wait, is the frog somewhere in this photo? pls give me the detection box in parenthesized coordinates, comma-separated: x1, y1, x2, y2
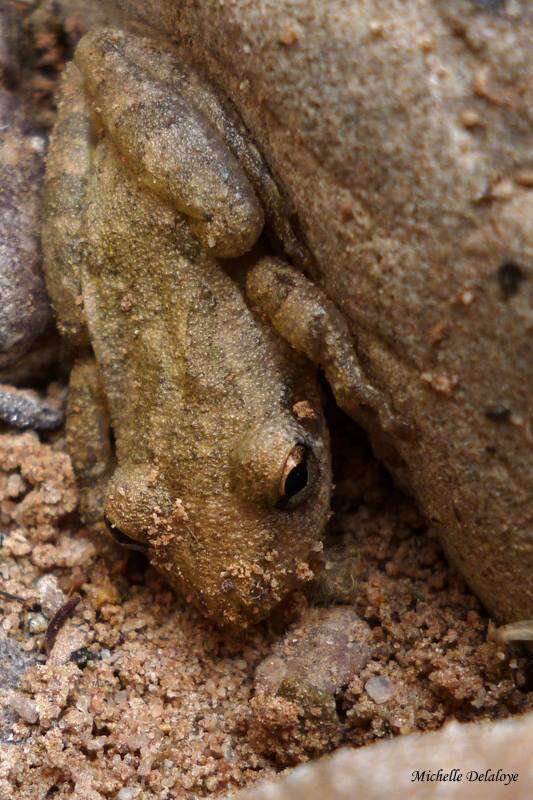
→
(43, 3, 533, 637)
(43, 27, 411, 629)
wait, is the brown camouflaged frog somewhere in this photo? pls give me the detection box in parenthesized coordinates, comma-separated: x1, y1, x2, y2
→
(43, 28, 408, 629)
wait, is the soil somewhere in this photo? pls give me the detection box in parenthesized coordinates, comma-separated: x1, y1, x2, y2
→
(0, 409, 531, 799)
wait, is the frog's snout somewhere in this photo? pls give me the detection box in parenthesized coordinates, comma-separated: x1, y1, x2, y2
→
(102, 463, 172, 549)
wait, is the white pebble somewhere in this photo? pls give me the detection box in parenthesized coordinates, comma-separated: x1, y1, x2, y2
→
(3, 530, 31, 557)
(6, 473, 27, 498)
(28, 612, 48, 634)
(36, 574, 66, 617)
(365, 675, 394, 704)
(117, 786, 141, 799)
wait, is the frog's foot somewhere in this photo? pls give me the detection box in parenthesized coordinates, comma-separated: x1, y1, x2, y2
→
(0, 384, 63, 431)
(246, 258, 415, 439)
(66, 356, 114, 523)
(249, 606, 372, 764)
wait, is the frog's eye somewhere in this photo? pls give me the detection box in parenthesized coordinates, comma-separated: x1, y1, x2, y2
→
(104, 515, 148, 553)
(278, 445, 313, 508)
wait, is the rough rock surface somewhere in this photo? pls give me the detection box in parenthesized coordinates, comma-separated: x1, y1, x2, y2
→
(0, 3, 56, 384)
(232, 712, 533, 800)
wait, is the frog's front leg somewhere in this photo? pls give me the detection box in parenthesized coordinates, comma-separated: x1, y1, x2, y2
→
(247, 258, 414, 440)
(66, 357, 115, 525)
(67, 358, 172, 555)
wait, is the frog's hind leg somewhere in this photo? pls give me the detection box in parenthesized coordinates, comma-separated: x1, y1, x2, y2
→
(42, 62, 91, 348)
(74, 28, 264, 260)
(246, 257, 415, 440)
(66, 356, 115, 524)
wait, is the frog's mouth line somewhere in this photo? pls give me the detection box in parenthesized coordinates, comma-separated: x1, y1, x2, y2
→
(104, 514, 148, 553)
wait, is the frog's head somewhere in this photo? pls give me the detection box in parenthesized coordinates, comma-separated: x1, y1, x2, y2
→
(102, 405, 332, 630)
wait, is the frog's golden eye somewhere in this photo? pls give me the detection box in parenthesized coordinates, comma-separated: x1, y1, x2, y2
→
(278, 444, 313, 508)
(104, 515, 148, 553)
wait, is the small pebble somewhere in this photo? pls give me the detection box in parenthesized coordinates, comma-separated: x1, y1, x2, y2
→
(6, 473, 27, 498)
(3, 530, 31, 557)
(421, 372, 459, 396)
(279, 21, 299, 45)
(292, 400, 317, 421)
(0, 385, 63, 431)
(490, 178, 514, 199)
(36, 574, 66, 617)
(460, 109, 483, 129)
(28, 613, 48, 634)
(9, 691, 39, 724)
(456, 289, 474, 307)
(365, 675, 394, 704)
(117, 790, 141, 800)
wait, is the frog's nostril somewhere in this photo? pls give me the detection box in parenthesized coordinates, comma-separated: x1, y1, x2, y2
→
(103, 515, 148, 552)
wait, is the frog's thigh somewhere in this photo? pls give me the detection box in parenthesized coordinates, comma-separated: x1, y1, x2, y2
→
(75, 28, 264, 259)
(42, 62, 91, 347)
(247, 257, 412, 439)
(66, 356, 114, 523)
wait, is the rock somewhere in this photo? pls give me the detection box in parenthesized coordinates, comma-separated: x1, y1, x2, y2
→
(136, 0, 533, 624)
(117, 789, 141, 800)
(36, 574, 66, 618)
(27, 613, 48, 635)
(255, 607, 372, 697)
(0, 384, 63, 431)
(8, 691, 38, 724)
(249, 607, 372, 764)
(233, 713, 533, 800)
(0, 634, 36, 741)
(0, 8, 57, 385)
(2, 530, 31, 558)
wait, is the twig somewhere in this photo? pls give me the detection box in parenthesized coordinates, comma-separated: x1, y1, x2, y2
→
(45, 595, 81, 656)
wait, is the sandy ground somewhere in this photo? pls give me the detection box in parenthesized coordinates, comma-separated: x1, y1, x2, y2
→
(0, 409, 530, 799)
